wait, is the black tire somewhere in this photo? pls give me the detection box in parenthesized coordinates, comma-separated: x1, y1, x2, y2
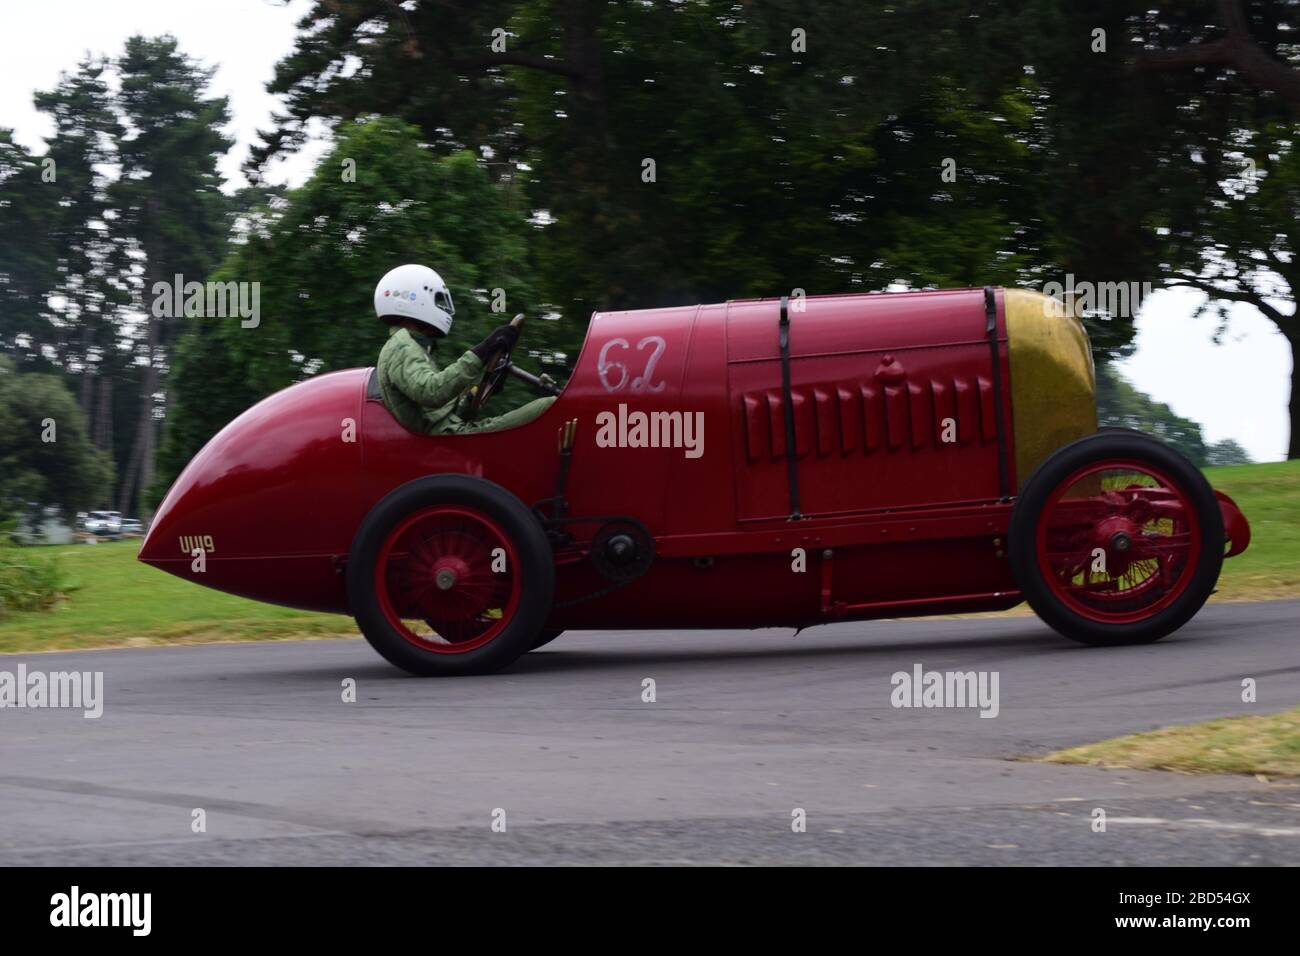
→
(1009, 431, 1224, 647)
(347, 475, 555, 675)
(530, 628, 564, 651)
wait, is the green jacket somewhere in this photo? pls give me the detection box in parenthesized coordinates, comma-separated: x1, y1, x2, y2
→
(377, 327, 483, 435)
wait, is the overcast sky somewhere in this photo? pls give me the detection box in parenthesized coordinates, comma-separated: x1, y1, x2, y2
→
(1, 0, 1291, 461)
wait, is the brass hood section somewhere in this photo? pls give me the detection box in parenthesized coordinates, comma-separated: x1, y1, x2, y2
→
(1004, 288, 1097, 489)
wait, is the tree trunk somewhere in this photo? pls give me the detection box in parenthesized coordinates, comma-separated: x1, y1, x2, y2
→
(116, 423, 141, 514)
(134, 362, 160, 518)
(79, 369, 94, 419)
(95, 372, 113, 453)
(1288, 330, 1299, 460)
(118, 329, 160, 517)
(120, 197, 166, 519)
(1289, 380, 1299, 460)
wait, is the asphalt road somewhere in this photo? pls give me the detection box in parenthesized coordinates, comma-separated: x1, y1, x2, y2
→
(1, 600, 1297, 866)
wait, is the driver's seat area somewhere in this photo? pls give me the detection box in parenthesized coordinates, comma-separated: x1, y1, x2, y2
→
(365, 366, 384, 403)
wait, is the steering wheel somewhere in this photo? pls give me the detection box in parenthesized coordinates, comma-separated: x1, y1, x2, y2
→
(466, 313, 525, 419)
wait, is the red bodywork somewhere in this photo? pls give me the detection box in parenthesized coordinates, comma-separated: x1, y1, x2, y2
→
(140, 289, 1249, 630)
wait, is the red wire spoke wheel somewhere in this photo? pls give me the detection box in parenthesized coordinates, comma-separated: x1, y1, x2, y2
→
(377, 506, 521, 653)
(1010, 432, 1224, 646)
(348, 476, 554, 675)
(1037, 461, 1200, 621)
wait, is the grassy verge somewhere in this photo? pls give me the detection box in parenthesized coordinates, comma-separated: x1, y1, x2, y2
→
(1203, 460, 1300, 601)
(0, 539, 352, 654)
(1044, 707, 1300, 778)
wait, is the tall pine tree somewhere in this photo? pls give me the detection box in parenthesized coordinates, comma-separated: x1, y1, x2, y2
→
(110, 36, 231, 515)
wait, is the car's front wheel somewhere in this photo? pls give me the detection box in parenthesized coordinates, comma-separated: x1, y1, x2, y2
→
(347, 476, 555, 675)
(1009, 431, 1224, 646)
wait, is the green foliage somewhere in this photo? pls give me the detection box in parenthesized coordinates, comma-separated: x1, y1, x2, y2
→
(1100, 1, 1300, 454)
(32, 56, 131, 368)
(508, 0, 1046, 313)
(0, 535, 67, 618)
(0, 129, 61, 362)
(0, 356, 114, 521)
(1205, 438, 1252, 467)
(153, 118, 545, 499)
(111, 36, 232, 285)
(247, 1, 1300, 457)
(254, 2, 1049, 314)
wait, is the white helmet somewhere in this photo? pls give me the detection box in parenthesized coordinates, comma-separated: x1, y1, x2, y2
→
(374, 263, 455, 335)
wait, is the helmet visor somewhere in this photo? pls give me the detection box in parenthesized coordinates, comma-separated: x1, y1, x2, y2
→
(435, 289, 455, 316)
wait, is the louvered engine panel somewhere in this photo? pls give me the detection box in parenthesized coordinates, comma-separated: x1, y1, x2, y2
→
(739, 372, 998, 464)
(726, 291, 1010, 521)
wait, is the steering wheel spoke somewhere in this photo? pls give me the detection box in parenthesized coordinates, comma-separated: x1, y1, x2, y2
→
(467, 314, 526, 419)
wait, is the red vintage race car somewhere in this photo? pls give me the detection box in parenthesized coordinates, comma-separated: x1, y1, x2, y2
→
(140, 287, 1251, 675)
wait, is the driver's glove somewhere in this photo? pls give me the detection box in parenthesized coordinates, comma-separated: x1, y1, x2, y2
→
(470, 323, 520, 361)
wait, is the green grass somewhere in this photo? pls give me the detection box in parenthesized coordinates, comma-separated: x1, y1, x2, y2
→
(0, 540, 354, 654)
(0, 460, 1294, 654)
(1044, 707, 1300, 778)
(1203, 459, 1300, 601)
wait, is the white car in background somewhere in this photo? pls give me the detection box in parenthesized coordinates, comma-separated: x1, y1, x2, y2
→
(83, 511, 123, 537)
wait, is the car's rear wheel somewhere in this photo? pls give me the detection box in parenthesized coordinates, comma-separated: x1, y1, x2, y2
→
(1009, 432, 1224, 646)
(347, 476, 554, 675)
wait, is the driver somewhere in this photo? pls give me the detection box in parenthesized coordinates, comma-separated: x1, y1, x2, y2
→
(375, 264, 556, 435)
